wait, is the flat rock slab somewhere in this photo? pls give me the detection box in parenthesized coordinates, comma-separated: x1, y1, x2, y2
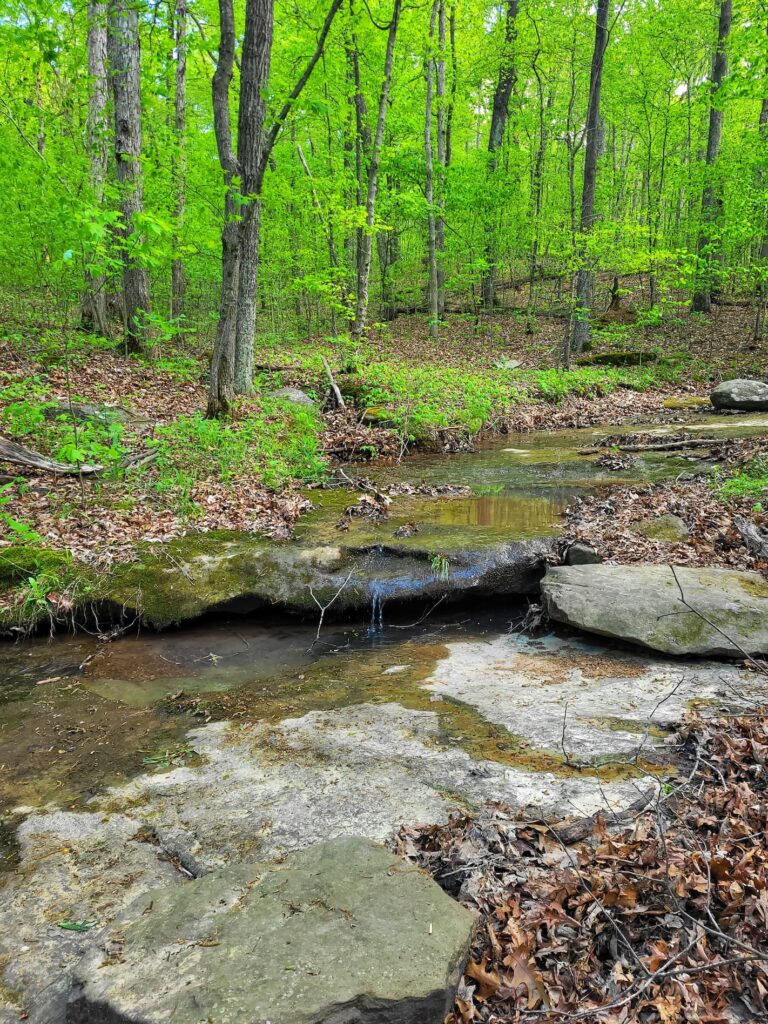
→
(541, 564, 768, 657)
(711, 379, 768, 411)
(67, 837, 475, 1024)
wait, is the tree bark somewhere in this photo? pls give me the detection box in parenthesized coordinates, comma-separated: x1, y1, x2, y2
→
(108, 0, 151, 353)
(82, 0, 110, 338)
(571, 0, 610, 354)
(425, 0, 439, 338)
(692, 0, 732, 314)
(753, 96, 768, 341)
(351, 0, 402, 344)
(171, 0, 187, 321)
(206, 0, 239, 418)
(434, 0, 447, 316)
(480, 0, 518, 312)
(231, 0, 275, 394)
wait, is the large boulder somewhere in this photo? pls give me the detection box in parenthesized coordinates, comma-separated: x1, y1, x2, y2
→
(94, 532, 552, 629)
(67, 837, 475, 1024)
(710, 379, 768, 412)
(541, 564, 768, 657)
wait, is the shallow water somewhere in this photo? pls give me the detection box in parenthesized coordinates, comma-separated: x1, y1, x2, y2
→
(2, 412, 768, 823)
(298, 411, 768, 547)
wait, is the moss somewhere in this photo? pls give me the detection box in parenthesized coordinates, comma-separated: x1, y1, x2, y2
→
(630, 514, 689, 543)
(0, 545, 72, 588)
(662, 396, 711, 410)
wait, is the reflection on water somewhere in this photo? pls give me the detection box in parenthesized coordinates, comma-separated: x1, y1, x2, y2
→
(432, 492, 568, 531)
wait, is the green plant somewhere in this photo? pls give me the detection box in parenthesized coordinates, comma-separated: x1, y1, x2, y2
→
(0, 483, 42, 543)
(431, 553, 450, 581)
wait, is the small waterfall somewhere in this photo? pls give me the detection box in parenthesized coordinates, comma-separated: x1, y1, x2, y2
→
(368, 585, 385, 635)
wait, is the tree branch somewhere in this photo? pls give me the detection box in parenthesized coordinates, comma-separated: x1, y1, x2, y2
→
(257, 0, 344, 185)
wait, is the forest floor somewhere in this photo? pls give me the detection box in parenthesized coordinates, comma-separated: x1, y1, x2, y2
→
(400, 703, 768, 1023)
(0, 301, 766, 610)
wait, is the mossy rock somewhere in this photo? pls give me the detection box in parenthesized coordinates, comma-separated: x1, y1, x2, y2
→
(0, 546, 73, 588)
(361, 407, 397, 427)
(578, 350, 659, 368)
(662, 396, 711, 410)
(630, 514, 690, 543)
(335, 373, 369, 403)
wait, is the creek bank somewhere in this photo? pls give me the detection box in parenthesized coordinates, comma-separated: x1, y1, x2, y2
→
(1, 630, 765, 1021)
(68, 837, 474, 1024)
(0, 531, 552, 634)
(542, 564, 768, 656)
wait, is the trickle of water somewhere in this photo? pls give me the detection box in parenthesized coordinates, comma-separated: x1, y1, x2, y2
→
(369, 587, 385, 635)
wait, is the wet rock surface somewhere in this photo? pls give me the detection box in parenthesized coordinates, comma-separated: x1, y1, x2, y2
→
(542, 564, 768, 656)
(1, 630, 764, 1020)
(711, 379, 768, 411)
(67, 837, 475, 1024)
(99, 533, 553, 629)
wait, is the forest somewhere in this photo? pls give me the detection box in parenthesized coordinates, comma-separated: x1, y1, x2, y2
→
(4, 2, 768, 1023)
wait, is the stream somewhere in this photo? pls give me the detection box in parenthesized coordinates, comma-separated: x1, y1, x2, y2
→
(2, 412, 768, 1021)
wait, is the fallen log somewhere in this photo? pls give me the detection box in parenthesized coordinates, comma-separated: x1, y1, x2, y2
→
(0, 436, 157, 476)
(579, 437, 720, 455)
(0, 435, 103, 474)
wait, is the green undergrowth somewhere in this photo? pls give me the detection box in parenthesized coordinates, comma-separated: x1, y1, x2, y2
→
(335, 361, 685, 441)
(149, 398, 326, 499)
(715, 457, 768, 508)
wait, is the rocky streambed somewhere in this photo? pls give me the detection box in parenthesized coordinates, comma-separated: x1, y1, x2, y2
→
(3, 411, 768, 1022)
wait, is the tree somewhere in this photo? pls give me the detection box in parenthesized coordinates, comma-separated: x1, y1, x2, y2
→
(108, 0, 151, 353)
(571, 0, 611, 354)
(351, 0, 402, 344)
(424, 0, 439, 337)
(480, 0, 518, 312)
(171, 0, 187, 320)
(692, 0, 732, 314)
(208, 0, 343, 415)
(82, 0, 110, 338)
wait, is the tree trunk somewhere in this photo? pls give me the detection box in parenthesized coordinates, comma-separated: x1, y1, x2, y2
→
(434, 0, 447, 316)
(570, 0, 610, 354)
(108, 0, 151, 354)
(171, 0, 187, 321)
(206, 0, 240, 418)
(232, 0, 275, 394)
(347, 12, 371, 320)
(692, 0, 732, 314)
(351, 0, 402, 344)
(208, 0, 343, 407)
(753, 96, 768, 342)
(480, 0, 518, 312)
(82, 0, 110, 338)
(425, 0, 439, 338)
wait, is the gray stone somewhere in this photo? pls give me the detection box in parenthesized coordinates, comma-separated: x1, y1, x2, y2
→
(67, 838, 475, 1024)
(629, 514, 689, 543)
(565, 541, 602, 565)
(541, 564, 768, 657)
(97, 533, 553, 629)
(710, 379, 768, 412)
(43, 402, 148, 425)
(269, 386, 316, 407)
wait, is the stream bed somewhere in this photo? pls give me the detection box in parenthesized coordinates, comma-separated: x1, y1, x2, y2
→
(2, 412, 768, 1020)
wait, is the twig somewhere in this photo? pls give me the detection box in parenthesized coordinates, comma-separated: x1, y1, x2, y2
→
(321, 355, 347, 410)
(307, 570, 354, 649)
(667, 564, 767, 672)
